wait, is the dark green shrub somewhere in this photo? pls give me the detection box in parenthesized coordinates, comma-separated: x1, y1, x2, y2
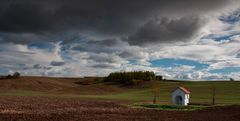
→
(13, 72, 21, 78)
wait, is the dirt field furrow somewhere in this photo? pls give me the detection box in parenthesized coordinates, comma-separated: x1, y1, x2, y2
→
(0, 96, 239, 121)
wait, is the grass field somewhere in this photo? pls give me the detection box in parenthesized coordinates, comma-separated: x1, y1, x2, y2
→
(0, 77, 239, 105)
(80, 81, 240, 104)
(132, 103, 209, 111)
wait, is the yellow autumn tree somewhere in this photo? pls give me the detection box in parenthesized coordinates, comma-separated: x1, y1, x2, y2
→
(151, 80, 160, 104)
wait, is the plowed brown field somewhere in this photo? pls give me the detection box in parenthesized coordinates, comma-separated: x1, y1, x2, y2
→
(0, 96, 239, 121)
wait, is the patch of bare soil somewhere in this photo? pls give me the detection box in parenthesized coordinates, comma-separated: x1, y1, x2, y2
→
(0, 96, 239, 121)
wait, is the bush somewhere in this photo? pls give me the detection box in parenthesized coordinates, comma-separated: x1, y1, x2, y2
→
(4, 72, 21, 79)
(13, 72, 21, 78)
(230, 78, 235, 81)
(5, 74, 13, 79)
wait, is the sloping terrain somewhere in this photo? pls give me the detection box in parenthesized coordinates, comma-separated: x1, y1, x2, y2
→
(0, 77, 240, 104)
(0, 77, 124, 95)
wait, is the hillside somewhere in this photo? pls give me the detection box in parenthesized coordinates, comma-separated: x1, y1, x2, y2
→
(0, 76, 239, 104)
(0, 76, 124, 95)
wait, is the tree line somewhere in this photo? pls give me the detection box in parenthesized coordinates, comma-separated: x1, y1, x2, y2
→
(104, 71, 163, 85)
(0, 72, 21, 79)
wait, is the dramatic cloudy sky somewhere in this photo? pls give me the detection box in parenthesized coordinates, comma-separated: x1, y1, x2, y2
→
(1, 0, 240, 80)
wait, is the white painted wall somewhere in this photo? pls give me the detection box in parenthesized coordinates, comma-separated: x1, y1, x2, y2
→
(172, 88, 190, 106)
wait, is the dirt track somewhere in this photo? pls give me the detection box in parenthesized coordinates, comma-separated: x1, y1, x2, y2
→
(0, 96, 239, 121)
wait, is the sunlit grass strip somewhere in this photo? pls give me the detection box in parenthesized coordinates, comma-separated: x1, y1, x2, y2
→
(131, 103, 209, 111)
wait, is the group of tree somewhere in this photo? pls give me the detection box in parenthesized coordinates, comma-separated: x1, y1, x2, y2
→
(104, 71, 163, 85)
(2, 72, 21, 79)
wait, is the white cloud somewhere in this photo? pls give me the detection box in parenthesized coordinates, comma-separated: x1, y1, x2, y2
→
(172, 65, 195, 72)
(0, 42, 63, 75)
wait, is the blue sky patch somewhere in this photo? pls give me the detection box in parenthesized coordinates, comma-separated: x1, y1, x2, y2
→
(28, 42, 54, 50)
(209, 67, 240, 74)
(150, 58, 209, 70)
(0, 67, 9, 75)
(128, 60, 138, 65)
(219, 9, 240, 24)
(201, 33, 240, 42)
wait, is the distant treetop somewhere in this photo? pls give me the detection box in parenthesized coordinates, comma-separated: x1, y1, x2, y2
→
(104, 71, 163, 85)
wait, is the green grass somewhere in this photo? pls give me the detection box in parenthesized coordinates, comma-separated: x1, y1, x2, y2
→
(0, 90, 45, 96)
(132, 103, 209, 111)
(0, 81, 240, 105)
(87, 81, 240, 104)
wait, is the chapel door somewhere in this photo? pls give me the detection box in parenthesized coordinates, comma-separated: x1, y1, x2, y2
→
(175, 96, 183, 105)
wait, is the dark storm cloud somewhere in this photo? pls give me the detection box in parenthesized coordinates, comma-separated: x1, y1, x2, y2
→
(0, 0, 147, 34)
(118, 49, 145, 59)
(50, 61, 65, 66)
(127, 16, 206, 46)
(88, 54, 116, 63)
(236, 53, 240, 58)
(0, 32, 56, 44)
(119, 51, 134, 58)
(0, 0, 232, 44)
(71, 38, 125, 54)
(87, 39, 123, 47)
(91, 64, 115, 68)
(33, 64, 42, 69)
(0, 0, 229, 33)
(33, 64, 52, 69)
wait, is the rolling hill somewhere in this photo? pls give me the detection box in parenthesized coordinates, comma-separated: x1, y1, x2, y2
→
(0, 76, 124, 95)
(0, 76, 239, 105)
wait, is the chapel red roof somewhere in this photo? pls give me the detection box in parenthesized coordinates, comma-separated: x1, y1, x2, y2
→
(178, 86, 190, 94)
